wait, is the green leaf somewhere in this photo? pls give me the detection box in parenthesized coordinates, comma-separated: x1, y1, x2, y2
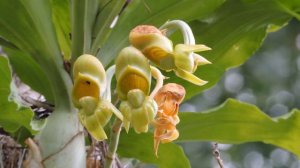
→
(276, 0, 300, 20)
(118, 131, 190, 168)
(0, 56, 34, 133)
(4, 48, 54, 103)
(50, 0, 71, 60)
(0, 0, 62, 64)
(168, 0, 299, 100)
(0, 37, 18, 50)
(0, 0, 73, 110)
(177, 98, 300, 157)
(91, 0, 126, 54)
(83, 0, 99, 54)
(70, 0, 85, 60)
(99, 0, 225, 66)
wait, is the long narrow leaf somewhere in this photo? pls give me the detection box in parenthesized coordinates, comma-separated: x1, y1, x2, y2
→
(83, 0, 98, 54)
(70, 0, 85, 61)
(91, 0, 126, 54)
(50, 0, 71, 60)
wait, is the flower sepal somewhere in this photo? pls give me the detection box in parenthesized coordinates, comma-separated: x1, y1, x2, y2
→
(78, 96, 123, 141)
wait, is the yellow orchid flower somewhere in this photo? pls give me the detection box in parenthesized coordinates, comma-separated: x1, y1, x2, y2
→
(72, 54, 123, 141)
(115, 46, 163, 133)
(129, 20, 211, 86)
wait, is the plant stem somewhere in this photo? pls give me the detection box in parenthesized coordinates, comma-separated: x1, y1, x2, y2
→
(159, 20, 195, 45)
(37, 109, 86, 168)
(212, 143, 224, 168)
(105, 119, 123, 168)
(149, 66, 164, 99)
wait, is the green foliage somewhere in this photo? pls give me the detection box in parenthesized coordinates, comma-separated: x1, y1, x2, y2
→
(71, 0, 127, 61)
(117, 99, 300, 167)
(91, 0, 127, 54)
(0, 0, 299, 167)
(50, 0, 71, 60)
(169, 0, 300, 100)
(99, 0, 225, 66)
(178, 99, 300, 157)
(118, 131, 190, 168)
(0, 57, 34, 133)
(71, 0, 85, 60)
(0, 0, 72, 109)
(5, 48, 54, 103)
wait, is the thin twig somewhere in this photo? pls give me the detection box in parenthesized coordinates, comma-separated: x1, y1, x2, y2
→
(212, 143, 224, 168)
(21, 95, 54, 112)
(0, 143, 3, 168)
(105, 119, 123, 168)
(99, 141, 108, 168)
(17, 149, 26, 168)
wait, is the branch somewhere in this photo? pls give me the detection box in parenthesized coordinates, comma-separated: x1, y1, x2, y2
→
(212, 143, 224, 168)
(21, 95, 54, 112)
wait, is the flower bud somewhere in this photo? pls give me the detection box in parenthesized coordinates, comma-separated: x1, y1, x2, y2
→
(115, 46, 151, 100)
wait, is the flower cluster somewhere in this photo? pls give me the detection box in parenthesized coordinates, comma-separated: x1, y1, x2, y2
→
(72, 20, 211, 156)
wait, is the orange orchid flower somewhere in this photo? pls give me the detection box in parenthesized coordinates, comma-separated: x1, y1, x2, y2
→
(153, 83, 186, 156)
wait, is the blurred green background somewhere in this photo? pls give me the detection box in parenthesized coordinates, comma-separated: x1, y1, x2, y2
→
(179, 19, 300, 168)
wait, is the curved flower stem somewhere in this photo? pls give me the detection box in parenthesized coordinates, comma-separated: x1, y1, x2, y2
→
(159, 20, 196, 59)
(159, 20, 195, 45)
(149, 66, 165, 99)
(105, 118, 123, 168)
(104, 65, 116, 102)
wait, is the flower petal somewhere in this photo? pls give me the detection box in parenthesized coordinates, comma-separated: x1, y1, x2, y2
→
(175, 44, 211, 52)
(175, 68, 208, 86)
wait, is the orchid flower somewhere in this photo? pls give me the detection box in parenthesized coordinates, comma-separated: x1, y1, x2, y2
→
(72, 54, 123, 141)
(129, 20, 211, 86)
(115, 46, 164, 133)
(153, 83, 186, 156)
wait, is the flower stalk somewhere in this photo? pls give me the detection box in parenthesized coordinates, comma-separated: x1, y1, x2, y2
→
(104, 119, 123, 168)
(149, 66, 165, 99)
